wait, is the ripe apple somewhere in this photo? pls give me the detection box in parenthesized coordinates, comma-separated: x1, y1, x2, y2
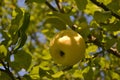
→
(49, 29, 86, 66)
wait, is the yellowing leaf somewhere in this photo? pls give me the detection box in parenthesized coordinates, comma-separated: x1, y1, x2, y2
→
(110, 71, 120, 80)
(99, 57, 110, 69)
(0, 45, 7, 59)
(41, 49, 51, 60)
(30, 65, 40, 79)
(52, 71, 64, 78)
(73, 70, 83, 79)
(86, 45, 98, 57)
(0, 45, 7, 55)
(40, 61, 50, 70)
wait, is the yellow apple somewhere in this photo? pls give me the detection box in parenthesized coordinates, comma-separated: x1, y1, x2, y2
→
(49, 29, 86, 66)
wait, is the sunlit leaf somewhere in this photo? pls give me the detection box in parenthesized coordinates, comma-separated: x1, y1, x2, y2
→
(40, 61, 50, 70)
(52, 71, 64, 78)
(0, 45, 7, 59)
(110, 71, 120, 79)
(97, 0, 112, 5)
(30, 65, 40, 79)
(85, 0, 101, 14)
(73, 70, 83, 79)
(9, 7, 23, 35)
(41, 49, 51, 60)
(117, 40, 120, 52)
(99, 57, 110, 69)
(86, 45, 98, 57)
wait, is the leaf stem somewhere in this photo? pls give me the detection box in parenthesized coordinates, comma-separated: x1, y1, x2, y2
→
(45, 1, 58, 11)
(55, 0, 64, 13)
(0, 59, 15, 80)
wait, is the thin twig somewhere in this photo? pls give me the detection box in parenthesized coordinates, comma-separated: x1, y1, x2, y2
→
(87, 34, 120, 58)
(55, 0, 64, 13)
(107, 48, 120, 57)
(45, 1, 58, 11)
(0, 59, 15, 80)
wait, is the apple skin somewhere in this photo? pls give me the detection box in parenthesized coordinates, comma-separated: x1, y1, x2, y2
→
(49, 30, 86, 66)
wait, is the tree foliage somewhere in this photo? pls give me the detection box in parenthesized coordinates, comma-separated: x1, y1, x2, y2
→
(0, 0, 120, 80)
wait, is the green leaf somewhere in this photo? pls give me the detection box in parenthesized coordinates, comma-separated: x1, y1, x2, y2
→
(14, 30, 27, 51)
(0, 30, 10, 46)
(94, 11, 111, 23)
(86, 45, 98, 57)
(117, 40, 120, 52)
(48, 12, 73, 26)
(29, 65, 40, 79)
(107, 0, 120, 13)
(41, 49, 51, 60)
(99, 57, 110, 69)
(0, 71, 12, 80)
(73, 70, 83, 79)
(51, 71, 64, 78)
(0, 45, 7, 59)
(39, 67, 47, 78)
(97, 0, 112, 5)
(110, 71, 120, 80)
(45, 17, 66, 30)
(10, 50, 32, 72)
(104, 37, 117, 49)
(102, 21, 120, 32)
(20, 12, 30, 32)
(25, 0, 46, 4)
(23, 75, 32, 80)
(83, 67, 93, 80)
(9, 7, 23, 35)
(75, 0, 87, 10)
(11, 31, 19, 45)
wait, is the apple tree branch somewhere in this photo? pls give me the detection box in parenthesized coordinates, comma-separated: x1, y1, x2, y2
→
(90, 0, 120, 20)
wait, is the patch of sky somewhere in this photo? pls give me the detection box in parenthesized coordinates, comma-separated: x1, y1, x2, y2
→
(36, 32, 46, 44)
(0, 33, 4, 43)
(84, 14, 93, 24)
(50, 0, 57, 8)
(18, 69, 28, 77)
(17, 0, 27, 8)
(10, 54, 14, 62)
(100, 71, 105, 80)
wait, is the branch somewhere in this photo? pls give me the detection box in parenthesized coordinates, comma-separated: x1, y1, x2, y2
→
(90, 0, 120, 20)
(87, 35, 120, 58)
(45, 1, 58, 11)
(55, 0, 64, 13)
(0, 59, 15, 80)
(107, 48, 120, 57)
